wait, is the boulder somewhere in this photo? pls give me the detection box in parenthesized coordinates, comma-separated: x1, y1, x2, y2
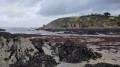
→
(53, 40, 102, 63)
(0, 36, 38, 67)
(0, 33, 57, 67)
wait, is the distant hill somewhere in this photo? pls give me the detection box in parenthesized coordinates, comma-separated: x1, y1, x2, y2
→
(38, 14, 120, 30)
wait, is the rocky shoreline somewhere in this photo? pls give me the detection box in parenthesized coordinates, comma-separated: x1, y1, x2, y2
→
(84, 63, 120, 67)
(37, 28, 120, 35)
(0, 32, 120, 67)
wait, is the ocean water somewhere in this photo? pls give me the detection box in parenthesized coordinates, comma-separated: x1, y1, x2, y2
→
(0, 27, 63, 35)
(1, 27, 120, 37)
(0, 27, 83, 36)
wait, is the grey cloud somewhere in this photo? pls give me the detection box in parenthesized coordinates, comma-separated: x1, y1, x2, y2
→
(0, 0, 41, 7)
(0, 0, 120, 27)
(39, 0, 120, 16)
(0, 0, 41, 18)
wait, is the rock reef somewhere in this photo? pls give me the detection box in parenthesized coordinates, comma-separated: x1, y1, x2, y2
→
(52, 40, 102, 63)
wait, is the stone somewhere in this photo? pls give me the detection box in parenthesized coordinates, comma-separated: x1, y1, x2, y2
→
(53, 40, 102, 63)
(0, 36, 38, 67)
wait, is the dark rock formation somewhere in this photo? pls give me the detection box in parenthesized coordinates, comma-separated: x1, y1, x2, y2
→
(10, 52, 57, 67)
(31, 39, 102, 63)
(52, 40, 102, 63)
(67, 28, 120, 35)
(30, 39, 49, 53)
(84, 63, 120, 67)
(0, 29, 6, 31)
(0, 32, 17, 38)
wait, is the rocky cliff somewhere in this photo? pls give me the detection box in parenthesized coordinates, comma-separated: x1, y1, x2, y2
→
(39, 14, 120, 29)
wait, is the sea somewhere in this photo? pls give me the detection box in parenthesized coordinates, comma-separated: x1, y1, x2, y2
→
(0, 27, 78, 36)
(1, 27, 120, 37)
(0, 27, 64, 35)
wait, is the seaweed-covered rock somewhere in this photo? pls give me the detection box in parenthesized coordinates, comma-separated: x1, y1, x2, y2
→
(54, 40, 102, 63)
(0, 36, 38, 67)
(10, 52, 57, 67)
(0, 32, 17, 38)
(84, 63, 120, 67)
(31, 39, 50, 53)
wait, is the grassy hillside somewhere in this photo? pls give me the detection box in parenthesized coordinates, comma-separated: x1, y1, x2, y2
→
(42, 14, 120, 29)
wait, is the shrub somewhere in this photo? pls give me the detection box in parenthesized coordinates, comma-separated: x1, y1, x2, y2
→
(109, 18, 116, 21)
(117, 21, 120, 26)
(91, 16, 96, 19)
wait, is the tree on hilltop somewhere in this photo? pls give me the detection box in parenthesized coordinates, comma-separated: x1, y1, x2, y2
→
(118, 14, 120, 17)
(104, 12, 110, 17)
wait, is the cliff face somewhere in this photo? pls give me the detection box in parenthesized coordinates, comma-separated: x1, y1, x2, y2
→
(41, 15, 120, 29)
(43, 18, 76, 29)
(0, 36, 38, 67)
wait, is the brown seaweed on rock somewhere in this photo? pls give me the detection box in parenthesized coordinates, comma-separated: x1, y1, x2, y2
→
(0, 32, 18, 38)
(54, 40, 102, 63)
(10, 52, 57, 67)
(84, 63, 120, 67)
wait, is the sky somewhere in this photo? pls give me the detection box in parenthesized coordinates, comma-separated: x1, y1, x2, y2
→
(0, 0, 120, 28)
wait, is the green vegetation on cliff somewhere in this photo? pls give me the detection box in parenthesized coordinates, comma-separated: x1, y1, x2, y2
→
(63, 16, 80, 19)
(42, 13, 120, 29)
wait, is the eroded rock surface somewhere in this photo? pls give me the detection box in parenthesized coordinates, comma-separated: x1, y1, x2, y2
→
(0, 36, 38, 67)
(0, 32, 57, 67)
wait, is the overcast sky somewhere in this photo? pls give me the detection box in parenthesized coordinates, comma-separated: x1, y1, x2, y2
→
(0, 0, 120, 28)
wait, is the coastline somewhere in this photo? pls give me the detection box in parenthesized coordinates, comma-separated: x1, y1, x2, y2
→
(0, 27, 120, 67)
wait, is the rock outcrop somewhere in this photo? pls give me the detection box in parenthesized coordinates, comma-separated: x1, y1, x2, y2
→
(31, 39, 60, 63)
(31, 39, 102, 63)
(52, 40, 102, 63)
(0, 29, 6, 31)
(0, 36, 38, 67)
(0, 32, 57, 67)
